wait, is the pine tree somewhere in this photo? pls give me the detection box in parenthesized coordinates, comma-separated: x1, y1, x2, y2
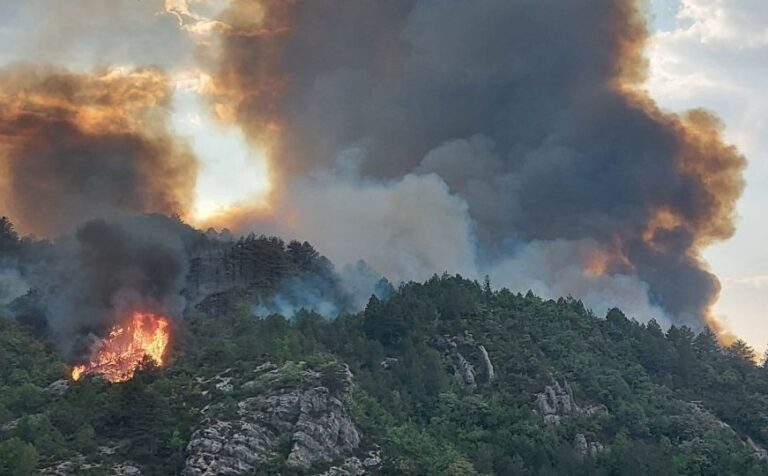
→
(0, 216, 20, 256)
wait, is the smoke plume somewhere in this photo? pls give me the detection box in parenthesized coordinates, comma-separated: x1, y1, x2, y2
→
(199, 0, 745, 328)
(0, 0, 748, 343)
(0, 64, 197, 236)
(28, 215, 194, 359)
(243, 169, 479, 285)
(0, 267, 28, 306)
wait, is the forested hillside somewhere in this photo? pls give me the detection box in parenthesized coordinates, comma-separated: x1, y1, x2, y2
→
(2, 271, 768, 475)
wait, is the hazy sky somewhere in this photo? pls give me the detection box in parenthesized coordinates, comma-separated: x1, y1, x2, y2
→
(0, 0, 765, 350)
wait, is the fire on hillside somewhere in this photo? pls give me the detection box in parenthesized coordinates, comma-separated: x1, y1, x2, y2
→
(71, 311, 170, 383)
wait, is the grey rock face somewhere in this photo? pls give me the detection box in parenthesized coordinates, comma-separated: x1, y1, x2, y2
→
(314, 448, 382, 476)
(688, 401, 733, 431)
(535, 378, 607, 425)
(44, 379, 71, 396)
(41, 461, 79, 476)
(688, 401, 768, 461)
(452, 348, 477, 390)
(478, 345, 494, 383)
(573, 433, 588, 457)
(0, 417, 19, 433)
(286, 387, 361, 469)
(196, 368, 236, 396)
(747, 437, 768, 460)
(41, 460, 142, 476)
(573, 433, 605, 459)
(535, 379, 578, 424)
(379, 357, 398, 370)
(438, 335, 495, 390)
(112, 463, 143, 475)
(183, 361, 365, 476)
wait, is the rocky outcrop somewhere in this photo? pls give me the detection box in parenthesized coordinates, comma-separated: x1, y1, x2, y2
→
(535, 380, 609, 454)
(379, 357, 398, 370)
(41, 460, 142, 476)
(41, 461, 80, 476)
(0, 417, 19, 433)
(314, 448, 382, 476)
(535, 379, 578, 424)
(284, 385, 361, 469)
(183, 361, 371, 475)
(441, 334, 495, 390)
(688, 401, 768, 461)
(573, 433, 605, 459)
(44, 379, 71, 396)
(747, 437, 768, 460)
(196, 368, 236, 395)
(478, 345, 494, 383)
(535, 378, 607, 425)
(451, 346, 477, 390)
(688, 401, 733, 432)
(112, 463, 142, 475)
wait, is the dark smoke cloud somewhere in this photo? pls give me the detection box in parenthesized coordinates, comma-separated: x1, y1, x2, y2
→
(0, 64, 198, 236)
(30, 215, 195, 359)
(203, 0, 745, 328)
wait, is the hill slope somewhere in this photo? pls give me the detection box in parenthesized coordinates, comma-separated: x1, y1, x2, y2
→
(1, 275, 768, 475)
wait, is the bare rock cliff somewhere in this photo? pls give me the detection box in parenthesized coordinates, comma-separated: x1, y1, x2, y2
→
(183, 361, 374, 475)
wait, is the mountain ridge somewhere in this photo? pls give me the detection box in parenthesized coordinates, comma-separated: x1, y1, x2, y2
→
(1, 220, 768, 475)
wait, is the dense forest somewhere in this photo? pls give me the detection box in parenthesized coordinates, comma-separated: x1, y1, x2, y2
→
(1, 217, 768, 475)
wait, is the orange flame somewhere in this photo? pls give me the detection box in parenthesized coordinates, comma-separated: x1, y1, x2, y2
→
(71, 311, 170, 383)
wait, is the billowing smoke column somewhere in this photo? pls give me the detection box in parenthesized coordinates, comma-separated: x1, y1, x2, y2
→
(0, 64, 197, 236)
(41, 216, 192, 360)
(0, 0, 747, 346)
(198, 0, 745, 328)
(0, 63, 199, 359)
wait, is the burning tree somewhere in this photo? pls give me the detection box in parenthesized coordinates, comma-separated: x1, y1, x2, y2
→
(71, 311, 170, 383)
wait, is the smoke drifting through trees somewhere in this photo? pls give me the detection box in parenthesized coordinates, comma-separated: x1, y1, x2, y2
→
(195, 0, 745, 329)
(0, 212, 377, 360)
(15, 216, 193, 360)
(0, 65, 197, 236)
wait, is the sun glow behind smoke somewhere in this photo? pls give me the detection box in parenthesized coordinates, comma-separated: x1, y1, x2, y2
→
(71, 312, 170, 383)
(171, 87, 272, 225)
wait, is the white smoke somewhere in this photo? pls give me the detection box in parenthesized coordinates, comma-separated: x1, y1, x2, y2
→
(238, 165, 669, 325)
(249, 168, 479, 285)
(487, 239, 671, 325)
(0, 266, 28, 305)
